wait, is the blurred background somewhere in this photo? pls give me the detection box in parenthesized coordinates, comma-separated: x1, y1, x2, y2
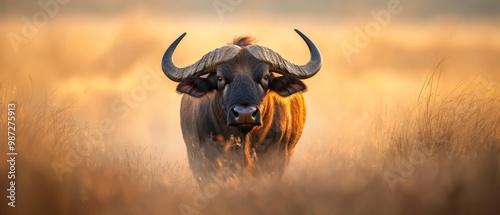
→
(1, 0, 499, 162)
(1, 1, 500, 214)
(0, 0, 500, 160)
(2, 0, 500, 18)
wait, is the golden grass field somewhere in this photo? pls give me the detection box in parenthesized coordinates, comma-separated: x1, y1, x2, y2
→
(1, 12, 500, 214)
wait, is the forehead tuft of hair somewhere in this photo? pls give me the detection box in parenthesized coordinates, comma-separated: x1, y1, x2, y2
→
(231, 37, 256, 47)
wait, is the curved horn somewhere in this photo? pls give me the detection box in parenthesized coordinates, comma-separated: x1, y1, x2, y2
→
(246, 29, 322, 79)
(161, 33, 241, 82)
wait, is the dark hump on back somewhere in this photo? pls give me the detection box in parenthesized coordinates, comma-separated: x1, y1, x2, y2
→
(232, 37, 256, 47)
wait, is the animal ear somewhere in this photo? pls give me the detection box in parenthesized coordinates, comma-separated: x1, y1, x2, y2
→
(177, 77, 215, 98)
(269, 74, 307, 97)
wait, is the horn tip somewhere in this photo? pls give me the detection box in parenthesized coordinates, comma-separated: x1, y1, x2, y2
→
(179, 32, 187, 39)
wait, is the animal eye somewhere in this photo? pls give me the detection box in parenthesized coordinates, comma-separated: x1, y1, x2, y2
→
(217, 76, 223, 82)
(263, 75, 269, 81)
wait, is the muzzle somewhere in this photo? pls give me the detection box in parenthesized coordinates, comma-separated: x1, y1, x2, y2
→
(227, 105, 261, 133)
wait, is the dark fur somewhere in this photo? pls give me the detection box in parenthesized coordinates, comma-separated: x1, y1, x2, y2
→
(177, 38, 308, 184)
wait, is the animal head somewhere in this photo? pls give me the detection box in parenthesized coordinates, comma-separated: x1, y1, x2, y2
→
(161, 29, 322, 133)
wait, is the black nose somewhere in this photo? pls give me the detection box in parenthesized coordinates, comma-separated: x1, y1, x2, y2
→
(227, 105, 261, 132)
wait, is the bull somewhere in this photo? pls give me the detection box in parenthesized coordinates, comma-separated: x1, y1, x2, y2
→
(161, 29, 322, 184)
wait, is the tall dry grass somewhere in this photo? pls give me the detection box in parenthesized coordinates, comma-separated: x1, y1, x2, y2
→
(0, 80, 193, 214)
(1, 14, 500, 215)
(386, 69, 500, 160)
(1, 67, 500, 214)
